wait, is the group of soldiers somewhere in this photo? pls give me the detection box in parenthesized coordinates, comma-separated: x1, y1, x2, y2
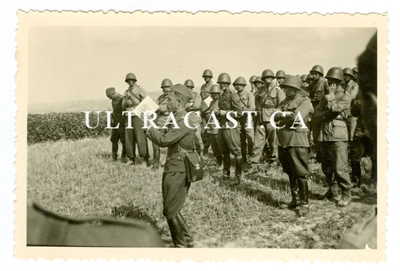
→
(105, 63, 377, 247)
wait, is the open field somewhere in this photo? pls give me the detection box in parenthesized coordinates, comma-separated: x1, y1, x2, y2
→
(27, 137, 377, 248)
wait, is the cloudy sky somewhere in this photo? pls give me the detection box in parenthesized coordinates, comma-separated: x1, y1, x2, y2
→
(28, 26, 376, 104)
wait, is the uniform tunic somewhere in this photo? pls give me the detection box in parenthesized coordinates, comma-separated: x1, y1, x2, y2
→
(200, 80, 213, 100)
(110, 93, 126, 144)
(344, 80, 360, 141)
(147, 110, 199, 220)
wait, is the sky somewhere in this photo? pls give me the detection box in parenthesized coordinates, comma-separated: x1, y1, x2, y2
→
(28, 27, 376, 104)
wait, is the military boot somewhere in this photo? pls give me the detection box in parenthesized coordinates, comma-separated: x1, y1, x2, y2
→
(152, 149, 161, 170)
(167, 216, 187, 248)
(222, 155, 231, 181)
(351, 160, 362, 188)
(112, 152, 118, 161)
(229, 157, 243, 186)
(338, 190, 352, 207)
(297, 179, 309, 216)
(281, 178, 298, 209)
(177, 213, 194, 248)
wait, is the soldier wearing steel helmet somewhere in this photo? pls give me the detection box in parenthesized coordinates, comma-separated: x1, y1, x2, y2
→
(146, 84, 199, 248)
(215, 72, 243, 186)
(121, 72, 150, 166)
(150, 78, 174, 170)
(315, 67, 353, 207)
(249, 75, 258, 95)
(352, 67, 358, 81)
(257, 69, 286, 166)
(309, 65, 329, 163)
(202, 84, 223, 167)
(275, 75, 313, 216)
(200, 69, 214, 155)
(343, 68, 360, 148)
(275, 70, 286, 86)
(233, 77, 255, 166)
(184, 79, 203, 151)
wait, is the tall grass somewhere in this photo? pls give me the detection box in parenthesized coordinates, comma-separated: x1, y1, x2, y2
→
(28, 137, 376, 248)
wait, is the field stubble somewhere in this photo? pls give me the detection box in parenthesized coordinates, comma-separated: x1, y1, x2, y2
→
(28, 137, 376, 248)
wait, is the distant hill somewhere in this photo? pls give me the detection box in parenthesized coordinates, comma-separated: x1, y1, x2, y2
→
(28, 91, 161, 114)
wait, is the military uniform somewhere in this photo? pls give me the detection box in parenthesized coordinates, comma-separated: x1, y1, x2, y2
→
(200, 80, 213, 154)
(121, 84, 150, 163)
(147, 108, 199, 248)
(310, 77, 329, 162)
(203, 95, 222, 164)
(216, 88, 242, 180)
(108, 91, 126, 161)
(187, 91, 203, 151)
(151, 93, 170, 169)
(316, 87, 353, 201)
(237, 89, 255, 163)
(276, 92, 313, 211)
(251, 84, 286, 163)
(344, 79, 360, 142)
(350, 98, 376, 186)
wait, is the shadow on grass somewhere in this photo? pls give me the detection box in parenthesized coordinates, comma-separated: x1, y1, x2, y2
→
(95, 152, 112, 160)
(111, 204, 170, 242)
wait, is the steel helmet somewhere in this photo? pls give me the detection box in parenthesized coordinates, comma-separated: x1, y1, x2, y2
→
(306, 73, 313, 80)
(280, 75, 303, 91)
(352, 67, 358, 73)
(217, 73, 231, 84)
(301, 74, 308, 82)
(254, 76, 264, 84)
(343, 68, 355, 79)
(184, 79, 195, 88)
(125, 73, 137, 82)
(275, 70, 286, 79)
(209, 84, 221, 94)
(161, 78, 173, 88)
(249, 75, 257, 83)
(310, 65, 324, 75)
(261, 69, 275, 79)
(233, 77, 247, 86)
(325, 67, 344, 81)
(202, 69, 213, 78)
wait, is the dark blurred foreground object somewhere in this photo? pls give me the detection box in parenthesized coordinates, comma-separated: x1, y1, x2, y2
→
(27, 203, 164, 247)
(338, 32, 377, 249)
(338, 206, 377, 249)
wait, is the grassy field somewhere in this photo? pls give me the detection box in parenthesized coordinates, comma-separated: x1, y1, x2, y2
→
(27, 137, 377, 248)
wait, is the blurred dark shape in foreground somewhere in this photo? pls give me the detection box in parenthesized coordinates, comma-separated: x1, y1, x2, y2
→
(27, 203, 164, 247)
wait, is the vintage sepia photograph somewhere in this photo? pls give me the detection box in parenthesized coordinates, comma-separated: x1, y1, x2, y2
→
(15, 11, 387, 261)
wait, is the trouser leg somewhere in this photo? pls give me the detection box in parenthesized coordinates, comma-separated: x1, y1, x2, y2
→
(112, 141, 118, 161)
(217, 130, 230, 178)
(125, 122, 136, 161)
(177, 213, 194, 248)
(250, 121, 265, 163)
(152, 142, 161, 169)
(209, 133, 222, 165)
(332, 141, 352, 196)
(265, 122, 277, 163)
(320, 142, 340, 199)
(132, 116, 150, 159)
(167, 216, 187, 248)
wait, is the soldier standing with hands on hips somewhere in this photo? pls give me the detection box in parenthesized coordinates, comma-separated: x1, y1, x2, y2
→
(146, 84, 199, 248)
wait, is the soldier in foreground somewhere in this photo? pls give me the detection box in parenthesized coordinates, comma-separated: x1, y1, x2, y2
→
(105, 87, 127, 163)
(316, 67, 353, 207)
(200, 69, 214, 155)
(276, 76, 313, 216)
(233, 77, 255, 166)
(215, 73, 243, 186)
(146, 84, 198, 248)
(121, 73, 150, 166)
